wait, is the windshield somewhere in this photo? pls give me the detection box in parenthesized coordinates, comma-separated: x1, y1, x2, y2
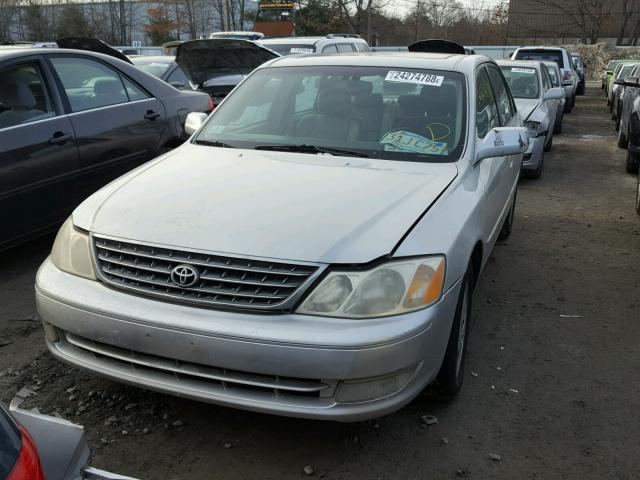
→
(515, 49, 564, 68)
(260, 43, 315, 55)
(617, 65, 636, 79)
(194, 65, 467, 163)
(500, 66, 540, 99)
(133, 59, 172, 77)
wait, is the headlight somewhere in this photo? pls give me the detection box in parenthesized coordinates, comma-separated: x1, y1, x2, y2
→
(524, 120, 540, 138)
(51, 218, 96, 280)
(297, 256, 445, 318)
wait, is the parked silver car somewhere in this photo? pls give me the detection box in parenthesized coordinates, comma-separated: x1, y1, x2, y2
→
(542, 61, 566, 134)
(610, 63, 639, 120)
(36, 53, 527, 421)
(498, 60, 563, 178)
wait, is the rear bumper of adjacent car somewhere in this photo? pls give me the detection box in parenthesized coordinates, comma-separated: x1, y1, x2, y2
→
(36, 257, 462, 422)
(522, 135, 545, 171)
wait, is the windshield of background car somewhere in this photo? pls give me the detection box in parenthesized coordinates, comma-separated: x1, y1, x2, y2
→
(500, 66, 540, 99)
(515, 49, 564, 68)
(133, 59, 172, 77)
(261, 44, 315, 55)
(617, 64, 636, 79)
(195, 65, 467, 162)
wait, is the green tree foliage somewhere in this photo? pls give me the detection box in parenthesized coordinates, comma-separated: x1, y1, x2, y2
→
(56, 4, 92, 38)
(295, 0, 348, 36)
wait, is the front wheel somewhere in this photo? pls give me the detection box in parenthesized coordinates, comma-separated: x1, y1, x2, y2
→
(554, 117, 563, 134)
(544, 134, 553, 152)
(627, 150, 640, 174)
(498, 188, 517, 241)
(436, 262, 475, 399)
(635, 172, 640, 215)
(618, 123, 628, 148)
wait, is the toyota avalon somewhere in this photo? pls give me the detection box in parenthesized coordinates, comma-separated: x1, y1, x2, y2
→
(36, 53, 527, 421)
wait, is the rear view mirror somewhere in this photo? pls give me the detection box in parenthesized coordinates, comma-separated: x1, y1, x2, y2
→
(184, 112, 208, 136)
(475, 127, 528, 163)
(544, 87, 564, 100)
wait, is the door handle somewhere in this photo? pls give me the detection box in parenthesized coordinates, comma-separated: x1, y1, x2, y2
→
(48, 132, 73, 145)
(144, 110, 161, 120)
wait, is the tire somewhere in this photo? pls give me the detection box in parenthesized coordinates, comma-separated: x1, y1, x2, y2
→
(554, 118, 563, 134)
(544, 134, 553, 152)
(571, 94, 576, 108)
(636, 172, 640, 215)
(626, 150, 640, 174)
(618, 123, 628, 148)
(524, 150, 544, 179)
(498, 189, 517, 241)
(564, 99, 572, 113)
(616, 112, 621, 131)
(436, 262, 475, 399)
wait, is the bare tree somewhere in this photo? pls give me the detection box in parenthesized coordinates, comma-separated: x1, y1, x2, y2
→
(0, 0, 19, 42)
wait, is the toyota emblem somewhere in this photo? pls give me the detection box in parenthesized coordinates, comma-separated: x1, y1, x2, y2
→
(170, 264, 200, 287)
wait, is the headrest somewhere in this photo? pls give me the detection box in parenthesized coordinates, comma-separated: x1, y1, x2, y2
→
(352, 92, 382, 107)
(348, 80, 373, 94)
(93, 78, 123, 95)
(420, 83, 457, 116)
(317, 88, 351, 116)
(397, 94, 424, 115)
(511, 77, 534, 94)
(0, 83, 36, 109)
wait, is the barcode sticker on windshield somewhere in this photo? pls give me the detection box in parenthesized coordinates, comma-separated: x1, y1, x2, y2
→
(385, 71, 444, 86)
(511, 67, 536, 74)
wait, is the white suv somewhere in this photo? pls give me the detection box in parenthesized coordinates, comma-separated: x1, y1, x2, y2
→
(512, 46, 578, 113)
(259, 34, 369, 55)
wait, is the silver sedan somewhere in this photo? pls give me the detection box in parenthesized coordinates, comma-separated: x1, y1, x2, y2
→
(498, 60, 564, 179)
(36, 53, 527, 421)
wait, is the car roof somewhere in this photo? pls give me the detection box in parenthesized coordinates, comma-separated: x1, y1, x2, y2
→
(516, 46, 566, 52)
(497, 59, 542, 71)
(260, 36, 366, 45)
(262, 51, 492, 74)
(131, 55, 175, 63)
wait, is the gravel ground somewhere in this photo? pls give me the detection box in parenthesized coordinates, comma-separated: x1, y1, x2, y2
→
(1, 82, 639, 479)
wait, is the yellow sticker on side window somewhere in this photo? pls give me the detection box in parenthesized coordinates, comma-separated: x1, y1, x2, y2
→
(381, 130, 448, 155)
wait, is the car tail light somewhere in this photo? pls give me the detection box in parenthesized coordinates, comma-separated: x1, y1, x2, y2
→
(208, 97, 215, 112)
(7, 426, 45, 480)
(562, 71, 572, 82)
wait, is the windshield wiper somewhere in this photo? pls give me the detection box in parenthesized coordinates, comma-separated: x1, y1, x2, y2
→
(193, 139, 235, 148)
(254, 144, 370, 158)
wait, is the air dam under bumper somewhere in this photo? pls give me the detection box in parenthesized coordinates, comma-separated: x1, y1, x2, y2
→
(36, 257, 463, 422)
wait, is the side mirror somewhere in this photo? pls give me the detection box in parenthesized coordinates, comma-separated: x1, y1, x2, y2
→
(169, 81, 185, 90)
(475, 127, 528, 163)
(544, 87, 564, 100)
(184, 112, 208, 136)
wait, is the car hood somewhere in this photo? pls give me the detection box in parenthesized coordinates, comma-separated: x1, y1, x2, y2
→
(77, 144, 458, 264)
(175, 39, 278, 88)
(56, 36, 132, 64)
(514, 98, 541, 121)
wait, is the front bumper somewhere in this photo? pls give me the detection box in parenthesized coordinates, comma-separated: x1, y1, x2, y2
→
(522, 135, 545, 171)
(36, 257, 462, 421)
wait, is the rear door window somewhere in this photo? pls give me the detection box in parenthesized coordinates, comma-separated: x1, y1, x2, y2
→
(322, 44, 338, 54)
(50, 57, 129, 112)
(336, 43, 355, 53)
(515, 49, 564, 69)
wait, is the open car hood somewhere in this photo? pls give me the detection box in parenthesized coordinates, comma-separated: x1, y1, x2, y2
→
(56, 36, 132, 64)
(175, 39, 278, 88)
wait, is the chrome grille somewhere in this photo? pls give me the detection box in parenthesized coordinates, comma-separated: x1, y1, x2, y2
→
(93, 237, 320, 311)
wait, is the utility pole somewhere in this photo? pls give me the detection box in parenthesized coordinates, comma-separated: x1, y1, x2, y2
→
(119, 0, 126, 44)
(414, 0, 421, 42)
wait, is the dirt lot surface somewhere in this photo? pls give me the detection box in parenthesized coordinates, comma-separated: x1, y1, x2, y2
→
(1, 83, 639, 479)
